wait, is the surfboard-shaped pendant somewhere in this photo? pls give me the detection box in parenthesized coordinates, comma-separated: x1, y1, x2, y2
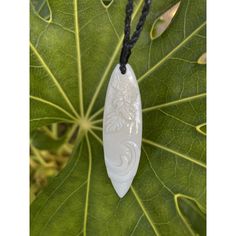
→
(103, 64, 142, 198)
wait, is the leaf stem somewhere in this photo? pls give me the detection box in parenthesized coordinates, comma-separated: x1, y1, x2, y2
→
(59, 124, 79, 153)
(30, 144, 48, 167)
(52, 124, 58, 138)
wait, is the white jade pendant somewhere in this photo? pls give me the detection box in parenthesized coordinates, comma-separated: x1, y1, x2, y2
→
(103, 64, 142, 198)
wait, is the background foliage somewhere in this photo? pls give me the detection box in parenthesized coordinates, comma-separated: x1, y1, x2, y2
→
(30, 0, 206, 235)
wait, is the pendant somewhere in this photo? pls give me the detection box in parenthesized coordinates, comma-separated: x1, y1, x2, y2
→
(103, 64, 142, 198)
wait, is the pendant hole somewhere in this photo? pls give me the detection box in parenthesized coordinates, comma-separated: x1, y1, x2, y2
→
(197, 52, 206, 65)
(32, 0, 51, 22)
(150, 2, 181, 40)
(101, 0, 113, 8)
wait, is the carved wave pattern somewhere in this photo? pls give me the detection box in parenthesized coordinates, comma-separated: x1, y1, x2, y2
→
(105, 141, 140, 182)
(105, 74, 139, 133)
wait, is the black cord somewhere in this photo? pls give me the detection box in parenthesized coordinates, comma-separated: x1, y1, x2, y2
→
(119, 0, 152, 74)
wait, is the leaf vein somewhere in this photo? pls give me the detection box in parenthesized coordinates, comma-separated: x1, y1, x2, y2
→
(159, 109, 195, 128)
(142, 146, 175, 195)
(83, 135, 92, 236)
(30, 95, 77, 121)
(30, 117, 73, 123)
(90, 94, 206, 123)
(31, 138, 84, 224)
(73, 0, 84, 116)
(131, 186, 160, 236)
(130, 213, 144, 236)
(30, 42, 80, 118)
(142, 93, 206, 112)
(85, 0, 144, 118)
(39, 181, 87, 236)
(138, 21, 206, 83)
(142, 138, 206, 168)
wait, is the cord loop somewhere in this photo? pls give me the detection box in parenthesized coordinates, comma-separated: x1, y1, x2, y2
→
(119, 0, 152, 74)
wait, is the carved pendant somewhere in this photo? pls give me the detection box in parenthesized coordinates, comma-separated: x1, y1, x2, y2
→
(103, 64, 142, 198)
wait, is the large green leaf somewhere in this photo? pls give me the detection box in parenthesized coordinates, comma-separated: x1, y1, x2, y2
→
(30, 0, 206, 235)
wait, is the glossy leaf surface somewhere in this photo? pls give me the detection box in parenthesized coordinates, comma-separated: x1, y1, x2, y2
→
(30, 0, 206, 235)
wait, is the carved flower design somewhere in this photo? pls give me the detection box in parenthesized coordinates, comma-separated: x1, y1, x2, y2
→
(105, 75, 138, 133)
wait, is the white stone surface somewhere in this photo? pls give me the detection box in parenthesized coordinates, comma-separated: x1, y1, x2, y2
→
(103, 64, 142, 198)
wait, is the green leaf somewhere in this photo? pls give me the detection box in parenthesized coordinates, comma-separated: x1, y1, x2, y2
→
(30, 0, 206, 235)
(31, 0, 51, 20)
(30, 129, 66, 151)
(175, 194, 206, 236)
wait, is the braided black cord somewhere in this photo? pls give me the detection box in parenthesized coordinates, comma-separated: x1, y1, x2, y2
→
(119, 0, 152, 74)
